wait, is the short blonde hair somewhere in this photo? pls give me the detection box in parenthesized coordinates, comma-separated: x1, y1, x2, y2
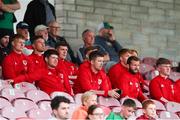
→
(81, 91, 96, 105)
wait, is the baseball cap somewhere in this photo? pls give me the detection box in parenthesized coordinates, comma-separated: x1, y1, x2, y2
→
(34, 24, 48, 33)
(16, 21, 29, 29)
(97, 22, 114, 31)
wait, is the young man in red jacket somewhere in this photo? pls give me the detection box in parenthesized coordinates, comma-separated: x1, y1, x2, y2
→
(108, 48, 131, 88)
(2, 34, 29, 79)
(27, 36, 46, 73)
(8, 49, 72, 95)
(116, 56, 147, 102)
(74, 51, 120, 98)
(55, 41, 78, 82)
(149, 58, 178, 103)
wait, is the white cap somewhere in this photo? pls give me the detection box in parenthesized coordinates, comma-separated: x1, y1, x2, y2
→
(34, 24, 48, 33)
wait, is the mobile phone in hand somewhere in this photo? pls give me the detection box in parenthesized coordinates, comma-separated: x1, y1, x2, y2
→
(116, 89, 122, 94)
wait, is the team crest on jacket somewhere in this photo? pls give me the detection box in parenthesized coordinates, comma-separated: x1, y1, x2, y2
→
(48, 72, 52, 75)
(22, 60, 27, 66)
(59, 73, 64, 79)
(161, 84, 164, 88)
(98, 79, 102, 85)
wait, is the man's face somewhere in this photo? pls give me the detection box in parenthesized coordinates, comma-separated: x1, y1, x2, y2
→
(144, 104, 156, 118)
(46, 54, 58, 68)
(158, 64, 171, 76)
(120, 52, 131, 66)
(12, 38, 25, 52)
(57, 46, 68, 60)
(48, 22, 60, 37)
(0, 35, 9, 47)
(17, 28, 29, 40)
(33, 38, 45, 52)
(84, 95, 97, 108)
(91, 56, 104, 72)
(36, 29, 48, 40)
(129, 60, 140, 74)
(121, 106, 135, 119)
(83, 31, 95, 46)
(53, 102, 70, 119)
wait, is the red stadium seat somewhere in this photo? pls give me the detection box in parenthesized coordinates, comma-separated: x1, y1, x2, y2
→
(98, 96, 120, 107)
(159, 111, 179, 119)
(14, 82, 37, 93)
(1, 106, 27, 119)
(1, 88, 25, 101)
(13, 98, 38, 112)
(50, 91, 74, 103)
(27, 108, 52, 119)
(0, 96, 11, 109)
(26, 90, 50, 103)
(37, 100, 52, 114)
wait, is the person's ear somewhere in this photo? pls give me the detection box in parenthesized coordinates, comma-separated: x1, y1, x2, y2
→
(45, 57, 48, 63)
(53, 109, 58, 117)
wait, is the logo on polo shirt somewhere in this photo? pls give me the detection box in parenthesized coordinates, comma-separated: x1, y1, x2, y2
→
(161, 84, 164, 88)
(98, 79, 102, 85)
(48, 72, 52, 75)
(22, 60, 27, 66)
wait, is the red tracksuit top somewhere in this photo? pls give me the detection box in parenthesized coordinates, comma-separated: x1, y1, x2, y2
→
(2, 51, 28, 79)
(56, 59, 78, 79)
(136, 114, 156, 120)
(27, 53, 46, 73)
(13, 65, 72, 95)
(73, 61, 111, 94)
(175, 79, 180, 102)
(149, 75, 177, 103)
(108, 62, 128, 88)
(117, 71, 146, 102)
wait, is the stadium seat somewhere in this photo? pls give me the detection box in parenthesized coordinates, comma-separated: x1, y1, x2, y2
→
(112, 106, 122, 113)
(120, 97, 142, 109)
(165, 101, 180, 113)
(139, 63, 154, 75)
(12, 98, 38, 112)
(50, 91, 74, 103)
(14, 82, 37, 93)
(1, 106, 27, 119)
(169, 72, 180, 81)
(37, 100, 52, 114)
(98, 96, 120, 107)
(135, 109, 144, 117)
(151, 99, 166, 111)
(0, 116, 8, 120)
(27, 108, 52, 119)
(68, 103, 80, 118)
(26, 90, 50, 103)
(144, 70, 159, 80)
(159, 111, 179, 119)
(0, 79, 13, 91)
(0, 96, 11, 109)
(99, 105, 111, 116)
(1, 88, 25, 101)
(74, 93, 83, 105)
(142, 57, 157, 67)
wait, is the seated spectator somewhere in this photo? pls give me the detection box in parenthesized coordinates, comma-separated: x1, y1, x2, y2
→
(34, 24, 49, 46)
(175, 79, 180, 102)
(16, 21, 33, 55)
(87, 105, 105, 120)
(2, 34, 28, 79)
(72, 91, 97, 120)
(27, 36, 46, 73)
(73, 51, 120, 98)
(149, 58, 179, 103)
(129, 49, 138, 57)
(51, 96, 70, 120)
(116, 56, 147, 102)
(108, 48, 130, 88)
(8, 49, 72, 95)
(106, 98, 136, 120)
(55, 41, 78, 81)
(0, 32, 10, 65)
(16, 21, 31, 46)
(136, 99, 157, 120)
(77, 29, 106, 64)
(95, 22, 122, 62)
(48, 21, 76, 63)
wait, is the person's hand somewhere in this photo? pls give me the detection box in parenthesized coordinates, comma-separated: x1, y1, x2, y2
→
(108, 88, 120, 99)
(6, 79, 14, 84)
(108, 30, 116, 42)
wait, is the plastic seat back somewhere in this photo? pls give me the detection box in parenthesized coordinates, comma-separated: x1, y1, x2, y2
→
(50, 91, 74, 103)
(27, 108, 52, 119)
(166, 101, 180, 113)
(159, 111, 179, 119)
(0, 96, 11, 109)
(98, 96, 120, 107)
(37, 100, 52, 114)
(14, 82, 37, 93)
